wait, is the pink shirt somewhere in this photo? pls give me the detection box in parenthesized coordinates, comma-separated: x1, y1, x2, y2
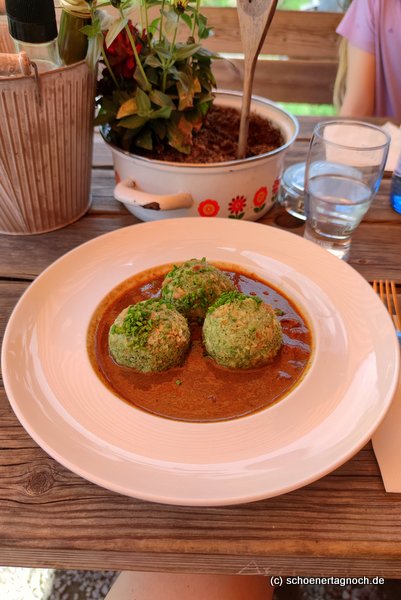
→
(336, 0, 401, 119)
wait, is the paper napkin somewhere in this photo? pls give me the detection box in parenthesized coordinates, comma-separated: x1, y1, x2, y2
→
(372, 368, 401, 493)
(324, 123, 386, 167)
(321, 121, 400, 172)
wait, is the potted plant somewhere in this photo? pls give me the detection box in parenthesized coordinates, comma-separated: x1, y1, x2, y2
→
(83, 0, 298, 221)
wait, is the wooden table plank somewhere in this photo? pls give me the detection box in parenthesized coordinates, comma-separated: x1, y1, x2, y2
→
(1, 188, 398, 281)
(0, 212, 140, 280)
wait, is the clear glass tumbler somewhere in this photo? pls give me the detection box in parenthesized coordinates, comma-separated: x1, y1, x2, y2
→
(303, 120, 390, 261)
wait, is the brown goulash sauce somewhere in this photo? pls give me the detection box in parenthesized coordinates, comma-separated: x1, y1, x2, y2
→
(88, 263, 312, 422)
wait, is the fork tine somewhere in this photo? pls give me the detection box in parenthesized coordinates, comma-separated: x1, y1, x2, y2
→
(373, 280, 385, 303)
(385, 280, 392, 316)
(373, 279, 401, 331)
(390, 281, 401, 330)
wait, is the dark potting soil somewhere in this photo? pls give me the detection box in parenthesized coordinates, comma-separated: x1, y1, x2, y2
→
(136, 105, 285, 164)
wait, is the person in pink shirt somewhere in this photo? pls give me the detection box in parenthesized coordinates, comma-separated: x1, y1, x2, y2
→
(335, 0, 401, 119)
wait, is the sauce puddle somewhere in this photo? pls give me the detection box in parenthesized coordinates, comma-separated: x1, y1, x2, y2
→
(88, 263, 312, 422)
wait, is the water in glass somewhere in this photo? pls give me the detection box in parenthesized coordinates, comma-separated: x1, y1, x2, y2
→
(304, 174, 372, 260)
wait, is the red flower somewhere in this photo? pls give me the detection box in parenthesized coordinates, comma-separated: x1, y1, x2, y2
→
(106, 22, 143, 79)
(253, 186, 267, 207)
(198, 199, 220, 217)
(229, 195, 247, 215)
(272, 177, 280, 196)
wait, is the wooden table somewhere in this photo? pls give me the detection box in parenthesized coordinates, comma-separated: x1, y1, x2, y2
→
(1, 116, 401, 577)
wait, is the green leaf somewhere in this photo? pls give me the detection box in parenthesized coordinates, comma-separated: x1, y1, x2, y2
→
(149, 89, 175, 108)
(180, 13, 192, 30)
(174, 43, 201, 62)
(196, 13, 212, 40)
(120, 128, 136, 151)
(174, 69, 190, 92)
(105, 17, 128, 48)
(150, 105, 172, 119)
(148, 17, 161, 36)
(197, 66, 216, 90)
(94, 97, 119, 125)
(81, 17, 102, 39)
(175, 69, 195, 110)
(85, 33, 104, 70)
(118, 114, 148, 129)
(94, 111, 113, 126)
(145, 66, 160, 86)
(167, 120, 191, 154)
(163, 8, 180, 36)
(116, 97, 138, 119)
(166, 111, 196, 153)
(154, 43, 172, 61)
(134, 66, 152, 92)
(112, 89, 132, 106)
(98, 9, 114, 32)
(144, 54, 163, 69)
(196, 47, 218, 59)
(177, 86, 194, 110)
(150, 119, 167, 140)
(136, 88, 152, 116)
(199, 96, 213, 116)
(120, 0, 136, 13)
(135, 128, 153, 150)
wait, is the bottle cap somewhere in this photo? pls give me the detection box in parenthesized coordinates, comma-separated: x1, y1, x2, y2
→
(6, 0, 58, 44)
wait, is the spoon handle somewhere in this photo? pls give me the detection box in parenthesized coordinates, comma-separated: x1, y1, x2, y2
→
(237, 0, 278, 159)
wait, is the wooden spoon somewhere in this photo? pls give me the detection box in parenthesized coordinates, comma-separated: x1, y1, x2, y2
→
(237, 0, 278, 159)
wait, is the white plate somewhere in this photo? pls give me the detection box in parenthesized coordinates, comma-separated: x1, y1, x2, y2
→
(2, 219, 400, 506)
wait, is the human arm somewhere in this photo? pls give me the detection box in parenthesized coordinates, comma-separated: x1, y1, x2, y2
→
(339, 42, 376, 117)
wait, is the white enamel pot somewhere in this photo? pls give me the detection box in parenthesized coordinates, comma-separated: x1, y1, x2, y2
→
(104, 90, 299, 222)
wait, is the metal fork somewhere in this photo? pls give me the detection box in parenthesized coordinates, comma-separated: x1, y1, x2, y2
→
(373, 280, 401, 346)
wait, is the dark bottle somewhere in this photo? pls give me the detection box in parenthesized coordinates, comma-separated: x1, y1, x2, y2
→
(5, 0, 63, 73)
(390, 152, 401, 215)
(58, 5, 91, 65)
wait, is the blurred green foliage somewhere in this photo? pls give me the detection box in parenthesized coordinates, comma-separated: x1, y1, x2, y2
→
(278, 102, 337, 116)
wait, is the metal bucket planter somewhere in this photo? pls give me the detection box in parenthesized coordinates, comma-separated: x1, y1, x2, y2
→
(0, 23, 95, 235)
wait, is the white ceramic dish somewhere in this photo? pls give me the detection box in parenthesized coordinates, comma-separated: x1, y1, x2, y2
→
(108, 91, 298, 222)
(2, 219, 399, 506)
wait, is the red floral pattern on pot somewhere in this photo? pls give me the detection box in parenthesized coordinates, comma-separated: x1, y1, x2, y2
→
(228, 196, 246, 219)
(272, 176, 281, 202)
(253, 186, 267, 206)
(198, 199, 220, 217)
(253, 186, 267, 214)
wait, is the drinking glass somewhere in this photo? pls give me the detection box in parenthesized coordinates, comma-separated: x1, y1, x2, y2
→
(303, 120, 390, 260)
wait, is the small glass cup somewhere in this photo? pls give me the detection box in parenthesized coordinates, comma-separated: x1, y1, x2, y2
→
(303, 120, 390, 261)
(279, 162, 307, 220)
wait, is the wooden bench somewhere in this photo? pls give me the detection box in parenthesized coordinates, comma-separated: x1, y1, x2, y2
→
(1, 8, 342, 105)
(203, 8, 342, 105)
